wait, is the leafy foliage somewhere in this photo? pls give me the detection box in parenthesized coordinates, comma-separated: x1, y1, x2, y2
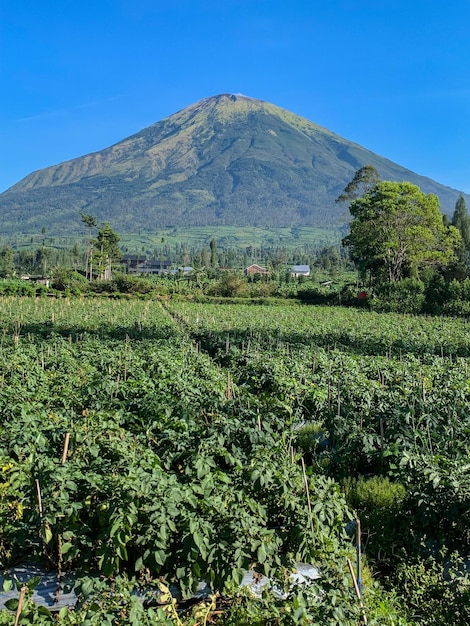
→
(1, 297, 470, 623)
(343, 181, 461, 282)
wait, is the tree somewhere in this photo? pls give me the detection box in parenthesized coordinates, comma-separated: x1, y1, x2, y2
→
(80, 213, 97, 279)
(35, 246, 51, 277)
(0, 246, 14, 278)
(95, 223, 122, 280)
(451, 195, 470, 274)
(210, 238, 218, 268)
(343, 180, 461, 283)
(336, 164, 380, 203)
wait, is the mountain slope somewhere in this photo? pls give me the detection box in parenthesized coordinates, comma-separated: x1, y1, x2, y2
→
(1, 94, 467, 235)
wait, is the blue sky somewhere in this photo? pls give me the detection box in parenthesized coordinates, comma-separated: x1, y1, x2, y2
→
(1, 0, 469, 194)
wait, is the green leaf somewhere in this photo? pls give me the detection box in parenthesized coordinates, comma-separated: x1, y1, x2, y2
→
(5, 598, 19, 611)
(44, 525, 53, 544)
(38, 606, 52, 616)
(258, 542, 267, 563)
(154, 549, 166, 566)
(110, 519, 122, 538)
(193, 530, 207, 559)
(27, 576, 42, 590)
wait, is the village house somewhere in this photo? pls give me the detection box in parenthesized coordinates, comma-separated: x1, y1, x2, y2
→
(120, 255, 147, 272)
(135, 259, 172, 275)
(289, 264, 311, 278)
(245, 264, 269, 276)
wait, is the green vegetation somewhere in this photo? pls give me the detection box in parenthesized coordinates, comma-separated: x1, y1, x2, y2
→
(343, 180, 461, 283)
(0, 297, 468, 623)
(1, 142, 470, 624)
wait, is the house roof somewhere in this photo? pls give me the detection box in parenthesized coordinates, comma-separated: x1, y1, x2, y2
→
(291, 265, 310, 272)
(246, 264, 268, 271)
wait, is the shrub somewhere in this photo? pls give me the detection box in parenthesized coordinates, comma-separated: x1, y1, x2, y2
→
(114, 274, 155, 294)
(342, 476, 407, 566)
(51, 268, 88, 293)
(207, 273, 250, 298)
(370, 279, 425, 314)
(392, 553, 470, 626)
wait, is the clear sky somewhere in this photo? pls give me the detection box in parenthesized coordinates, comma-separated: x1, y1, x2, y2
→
(1, 0, 469, 194)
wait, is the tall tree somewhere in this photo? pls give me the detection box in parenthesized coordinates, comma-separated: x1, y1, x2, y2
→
(343, 181, 461, 283)
(210, 238, 218, 268)
(451, 195, 470, 273)
(95, 223, 122, 280)
(80, 213, 97, 279)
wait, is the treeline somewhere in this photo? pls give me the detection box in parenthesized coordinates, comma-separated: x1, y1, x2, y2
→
(0, 238, 352, 280)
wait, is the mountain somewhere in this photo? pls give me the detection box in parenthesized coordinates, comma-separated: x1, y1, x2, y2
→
(0, 93, 468, 236)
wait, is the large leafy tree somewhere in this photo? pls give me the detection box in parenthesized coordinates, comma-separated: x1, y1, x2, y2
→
(343, 180, 461, 283)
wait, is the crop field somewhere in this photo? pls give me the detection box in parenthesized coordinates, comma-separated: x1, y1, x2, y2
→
(0, 297, 469, 624)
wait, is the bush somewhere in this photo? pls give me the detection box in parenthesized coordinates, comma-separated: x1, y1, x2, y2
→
(370, 279, 425, 314)
(296, 284, 339, 305)
(392, 553, 470, 626)
(51, 268, 88, 293)
(0, 279, 37, 296)
(342, 476, 407, 566)
(114, 274, 155, 294)
(207, 273, 250, 298)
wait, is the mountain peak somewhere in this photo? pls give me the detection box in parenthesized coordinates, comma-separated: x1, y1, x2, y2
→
(0, 95, 468, 236)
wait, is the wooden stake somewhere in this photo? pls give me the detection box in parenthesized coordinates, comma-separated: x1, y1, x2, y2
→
(14, 585, 27, 626)
(62, 433, 70, 464)
(356, 519, 362, 596)
(35, 479, 43, 518)
(347, 558, 368, 625)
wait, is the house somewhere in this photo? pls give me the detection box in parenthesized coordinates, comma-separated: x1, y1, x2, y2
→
(135, 259, 172, 275)
(290, 264, 311, 278)
(246, 264, 268, 276)
(21, 275, 50, 287)
(120, 255, 147, 272)
(169, 266, 194, 275)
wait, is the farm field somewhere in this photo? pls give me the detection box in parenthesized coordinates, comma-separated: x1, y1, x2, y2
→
(0, 297, 469, 624)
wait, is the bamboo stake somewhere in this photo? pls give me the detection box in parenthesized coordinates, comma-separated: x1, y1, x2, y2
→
(356, 519, 362, 596)
(14, 585, 27, 626)
(35, 479, 43, 518)
(347, 558, 368, 625)
(62, 433, 70, 464)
